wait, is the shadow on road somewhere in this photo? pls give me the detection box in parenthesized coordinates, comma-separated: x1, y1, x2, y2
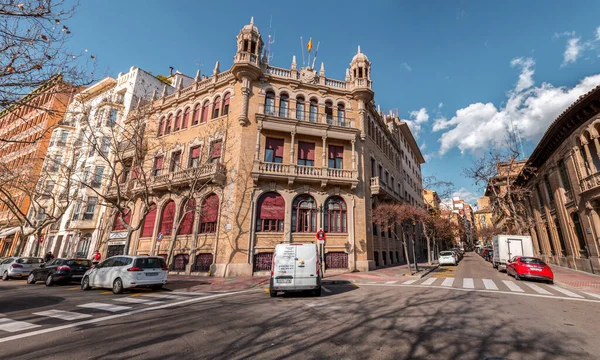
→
(0, 295, 64, 312)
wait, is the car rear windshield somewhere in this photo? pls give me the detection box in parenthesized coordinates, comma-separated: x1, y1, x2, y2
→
(440, 251, 454, 256)
(520, 257, 545, 265)
(66, 260, 91, 266)
(134, 257, 167, 269)
(16, 257, 43, 264)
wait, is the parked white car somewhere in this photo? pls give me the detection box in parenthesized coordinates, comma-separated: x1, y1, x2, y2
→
(1, 257, 44, 280)
(81, 256, 168, 294)
(439, 251, 457, 266)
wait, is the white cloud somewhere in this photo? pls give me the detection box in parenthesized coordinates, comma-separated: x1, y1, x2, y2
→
(401, 108, 429, 137)
(402, 62, 412, 72)
(420, 142, 427, 150)
(441, 187, 480, 208)
(596, 26, 600, 41)
(562, 37, 583, 66)
(554, 31, 576, 39)
(438, 102, 444, 108)
(510, 57, 535, 92)
(435, 56, 600, 155)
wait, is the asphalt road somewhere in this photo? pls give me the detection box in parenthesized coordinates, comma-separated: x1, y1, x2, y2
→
(0, 253, 599, 360)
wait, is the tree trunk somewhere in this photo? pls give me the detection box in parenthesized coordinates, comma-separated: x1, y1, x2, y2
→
(422, 222, 432, 265)
(122, 230, 133, 256)
(401, 230, 412, 274)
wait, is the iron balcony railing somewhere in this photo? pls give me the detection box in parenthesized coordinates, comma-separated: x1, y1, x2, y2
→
(258, 104, 355, 128)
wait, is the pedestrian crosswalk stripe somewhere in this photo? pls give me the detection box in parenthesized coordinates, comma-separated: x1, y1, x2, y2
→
(32, 310, 92, 321)
(402, 279, 418, 285)
(77, 302, 132, 312)
(0, 318, 40, 333)
(463, 278, 474, 289)
(441, 278, 454, 287)
(140, 294, 187, 300)
(421, 278, 436, 285)
(482, 279, 498, 290)
(523, 283, 552, 295)
(114, 298, 162, 305)
(385, 281, 398, 284)
(582, 291, 600, 300)
(502, 280, 524, 292)
(550, 286, 584, 298)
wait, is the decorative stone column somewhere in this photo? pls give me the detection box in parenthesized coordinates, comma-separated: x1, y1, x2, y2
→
(290, 131, 296, 163)
(351, 139, 356, 170)
(322, 135, 327, 167)
(583, 141, 596, 174)
(254, 121, 262, 161)
(358, 100, 366, 140)
(238, 76, 251, 126)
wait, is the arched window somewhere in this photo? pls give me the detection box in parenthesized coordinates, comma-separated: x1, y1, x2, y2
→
(337, 103, 345, 124)
(325, 101, 333, 122)
(265, 91, 276, 115)
(172, 254, 189, 271)
(292, 195, 316, 233)
(165, 114, 172, 134)
(212, 96, 221, 119)
(174, 110, 182, 131)
(182, 107, 190, 129)
(159, 200, 176, 236)
(256, 192, 284, 232)
(279, 94, 289, 118)
(192, 104, 201, 126)
(178, 199, 196, 235)
(112, 209, 131, 231)
(158, 117, 165, 136)
(324, 197, 347, 233)
(199, 193, 219, 233)
(201, 101, 209, 123)
(222, 93, 231, 116)
(194, 253, 213, 272)
(296, 96, 305, 120)
(309, 99, 318, 122)
(141, 204, 157, 238)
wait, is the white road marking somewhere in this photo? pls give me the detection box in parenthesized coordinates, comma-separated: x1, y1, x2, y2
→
(32, 310, 92, 321)
(385, 281, 398, 284)
(402, 279, 417, 285)
(139, 294, 186, 300)
(168, 291, 214, 296)
(550, 286, 584, 298)
(358, 283, 600, 304)
(482, 279, 498, 290)
(523, 282, 552, 295)
(0, 289, 257, 344)
(0, 318, 40, 333)
(441, 278, 454, 287)
(463, 278, 474, 289)
(582, 291, 600, 300)
(502, 280, 524, 292)
(322, 286, 332, 293)
(77, 303, 132, 312)
(421, 278, 436, 285)
(114, 298, 162, 305)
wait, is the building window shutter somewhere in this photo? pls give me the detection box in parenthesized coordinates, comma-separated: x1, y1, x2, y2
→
(141, 205, 157, 238)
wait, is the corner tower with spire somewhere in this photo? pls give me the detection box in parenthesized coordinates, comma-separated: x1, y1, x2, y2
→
(348, 46, 374, 140)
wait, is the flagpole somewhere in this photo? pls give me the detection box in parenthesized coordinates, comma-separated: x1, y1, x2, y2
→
(300, 37, 305, 68)
(311, 41, 320, 70)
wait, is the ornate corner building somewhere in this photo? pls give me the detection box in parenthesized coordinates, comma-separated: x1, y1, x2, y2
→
(99, 19, 426, 276)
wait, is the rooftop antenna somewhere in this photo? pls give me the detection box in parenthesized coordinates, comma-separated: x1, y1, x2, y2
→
(195, 59, 204, 78)
(508, 116, 525, 160)
(267, 15, 275, 64)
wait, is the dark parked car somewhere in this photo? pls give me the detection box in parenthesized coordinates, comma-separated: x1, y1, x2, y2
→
(27, 258, 92, 286)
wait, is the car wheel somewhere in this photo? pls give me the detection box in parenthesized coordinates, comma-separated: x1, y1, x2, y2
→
(27, 273, 36, 284)
(2, 271, 8, 281)
(548, 280, 554, 285)
(514, 272, 520, 281)
(81, 276, 91, 291)
(269, 287, 277, 297)
(45, 274, 53, 286)
(150, 285, 163, 291)
(313, 287, 322, 297)
(112, 278, 123, 294)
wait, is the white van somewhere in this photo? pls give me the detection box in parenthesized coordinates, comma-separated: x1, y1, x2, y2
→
(269, 243, 321, 297)
(492, 235, 534, 271)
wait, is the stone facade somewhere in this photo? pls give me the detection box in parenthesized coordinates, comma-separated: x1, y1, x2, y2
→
(521, 85, 600, 274)
(100, 19, 425, 276)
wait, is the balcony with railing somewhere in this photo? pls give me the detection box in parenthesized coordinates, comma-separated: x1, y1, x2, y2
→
(580, 172, 600, 193)
(151, 162, 227, 190)
(256, 105, 357, 140)
(370, 177, 401, 201)
(69, 213, 98, 229)
(252, 160, 358, 188)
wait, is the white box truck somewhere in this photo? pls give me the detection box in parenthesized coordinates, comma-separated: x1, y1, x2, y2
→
(493, 235, 534, 271)
(269, 243, 322, 297)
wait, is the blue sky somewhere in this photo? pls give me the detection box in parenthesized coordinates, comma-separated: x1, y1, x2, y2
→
(66, 0, 600, 205)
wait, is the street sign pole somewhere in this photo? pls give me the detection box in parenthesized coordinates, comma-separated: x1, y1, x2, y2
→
(156, 232, 163, 256)
(316, 229, 326, 277)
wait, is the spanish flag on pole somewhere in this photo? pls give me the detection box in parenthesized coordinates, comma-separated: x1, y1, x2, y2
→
(307, 37, 313, 53)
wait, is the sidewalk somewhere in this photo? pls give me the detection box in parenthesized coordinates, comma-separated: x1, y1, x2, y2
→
(552, 265, 600, 294)
(164, 260, 439, 292)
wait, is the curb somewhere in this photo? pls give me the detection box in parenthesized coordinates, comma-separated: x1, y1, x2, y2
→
(414, 265, 439, 279)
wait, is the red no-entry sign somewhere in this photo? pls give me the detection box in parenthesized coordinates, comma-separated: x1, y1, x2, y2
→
(315, 229, 326, 243)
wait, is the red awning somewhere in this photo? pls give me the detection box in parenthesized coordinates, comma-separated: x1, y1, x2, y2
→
(201, 194, 219, 222)
(259, 193, 285, 219)
(298, 142, 315, 160)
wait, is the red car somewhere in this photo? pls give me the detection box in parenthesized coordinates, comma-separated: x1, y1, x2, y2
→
(507, 256, 554, 284)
